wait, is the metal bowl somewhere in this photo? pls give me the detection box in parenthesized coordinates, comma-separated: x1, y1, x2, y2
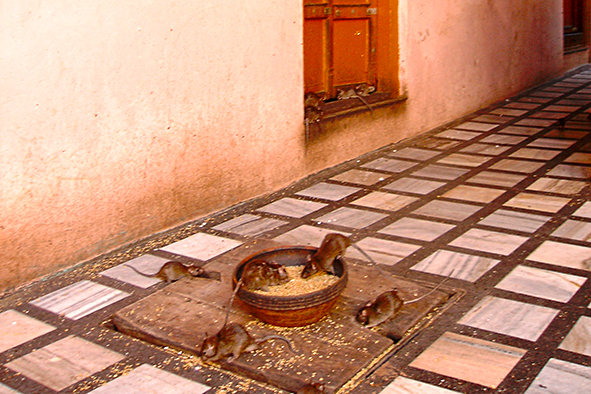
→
(232, 246, 348, 327)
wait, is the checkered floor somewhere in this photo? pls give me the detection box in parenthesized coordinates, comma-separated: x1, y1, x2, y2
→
(2, 68, 591, 393)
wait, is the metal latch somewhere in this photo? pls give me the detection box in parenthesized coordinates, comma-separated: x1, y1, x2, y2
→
(324, 7, 331, 15)
(367, 8, 377, 15)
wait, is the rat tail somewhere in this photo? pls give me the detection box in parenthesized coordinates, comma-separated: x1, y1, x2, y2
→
(405, 268, 455, 304)
(123, 264, 156, 278)
(222, 277, 243, 328)
(256, 335, 296, 353)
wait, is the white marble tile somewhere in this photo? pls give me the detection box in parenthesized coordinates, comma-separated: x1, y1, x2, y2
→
(361, 158, 417, 173)
(524, 358, 591, 394)
(296, 182, 361, 201)
(559, 316, 591, 357)
(380, 376, 461, 394)
(412, 250, 500, 282)
(489, 159, 545, 174)
(495, 265, 586, 303)
(526, 178, 587, 195)
(449, 229, 528, 256)
(101, 255, 177, 288)
(460, 143, 510, 156)
(503, 193, 571, 213)
(0, 384, 20, 394)
(379, 218, 455, 241)
(459, 296, 559, 341)
(505, 102, 540, 110)
(412, 165, 470, 180)
(409, 332, 526, 389)
(383, 177, 446, 195)
(441, 185, 505, 204)
(528, 138, 576, 150)
(527, 240, 591, 271)
(552, 219, 591, 242)
(499, 125, 543, 136)
(388, 147, 440, 161)
(545, 104, 582, 112)
(351, 192, 418, 212)
(30, 280, 129, 320)
(5, 335, 125, 392)
(212, 214, 287, 237)
(573, 201, 591, 218)
(515, 118, 556, 127)
(413, 200, 481, 221)
(472, 114, 512, 124)
(455, 121, 498, 131)
(510, 148, 560, 161)
(159, 233, 243, 261)
(272, 225, 350, 247)
(547, 164, 591, 179)
(466, 171, 526, 188)
(531, 111, 569, 120)
(315, 207, 388, 229)
(436, 153, 492, 167)
(0, 310, 56, 353)
(437, 129, 481, 141)
(565, 152, 591, 164)
(88, 364, 210, 394)
(478, 209, 550, 233)
(346, 237, 421, 266)
(257, 197, 327, 218)
(491, 108, 528, 117)
(481, 134, 528, 145)
(330, 169, 387, 185)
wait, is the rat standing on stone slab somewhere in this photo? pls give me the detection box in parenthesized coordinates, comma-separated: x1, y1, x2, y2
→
(124, 261, 204, 283)
(201, 322, 295, 362)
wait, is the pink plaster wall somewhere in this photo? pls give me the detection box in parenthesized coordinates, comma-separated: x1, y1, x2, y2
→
(0, 1, 571, 292)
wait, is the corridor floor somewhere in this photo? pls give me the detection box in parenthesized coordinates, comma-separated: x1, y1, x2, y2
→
(2, 67, 591, 393)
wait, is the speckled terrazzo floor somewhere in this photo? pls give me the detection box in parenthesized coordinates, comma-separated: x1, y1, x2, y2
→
(2, 67, 591, 393)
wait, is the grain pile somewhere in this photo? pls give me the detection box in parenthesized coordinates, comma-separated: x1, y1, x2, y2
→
(254, 266, 339, 296)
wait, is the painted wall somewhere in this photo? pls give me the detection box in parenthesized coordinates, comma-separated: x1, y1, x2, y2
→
(0, 1, 568, 292)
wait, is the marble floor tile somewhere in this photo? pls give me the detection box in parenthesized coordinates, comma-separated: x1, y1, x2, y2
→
(556, 99, 589, 106)
(101, 255, 171, 288)
(5, 335, 125, 392)
(30, 280, 129, 320)
(478, 209, 550, 233)
(472, 114, 512, 124)
(544, 104, 582, 112)
(0, 310, 56, 353)
(505, 102, 540, 110)
(544, 129, 588, 139)
(436, 129, 481, 141)
(520, 96, 552, 104)
(449, 229, 528, 256)
(526, 178, 587, 195)
(455, 121, 498, 131)
(510, 148, 560, 161)
(361, 158, 417, 173)
(528, 138, 576, 150)
(346, 237, 421, 266)
(491, 108, 528, 116)
(489, 159, 545, 174)
(379, 218, 455, 241)
(383, 177, 446, 195)
(481, 134, 528, 145)
(413, 200, 481, 221)
(159, 233, 243, 261)
(527, 240, 591, 271)
(212, 214, 287, 237)
(524, 358, 591, 394)
(388, 147, 440, 161)
(495, 265, 586, 303)
(565, 152, 591, 164)
(315, 207, 389, 229)
(531, 111, 570, 119)
(88, 364, 210, 394)
(499, 126, 543, 136)
(558, 316, 591, 357)
(466, 171, 526, 188)
(515, 118, 557, 128)
(409, 332, 526, 389)
(412, 250, 500, 282)
(0, 384, 20, 394)
(411, 165, 469, 180)
(436, 153, 492, 167)
(351, 192, 418, 212)
(380, 377, 461, 394)
(272, 225, 350, 247)
(547, 164, 591, 179)
(459, 296, 559, 341)
(441, 185, 505, 204)
(573, 201, 591, 218)
(257, 197, 327, 218)
(460, 143, 510, 156)
(330, 169, 387, 185)
(296, 182, 361, 201)
(503, 193, 571, 213)
(416, 138, 460, 151)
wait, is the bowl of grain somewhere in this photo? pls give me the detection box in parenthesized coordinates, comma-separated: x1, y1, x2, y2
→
(232, 246, 348, 327)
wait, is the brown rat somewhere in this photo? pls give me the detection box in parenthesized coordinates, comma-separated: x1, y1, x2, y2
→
(201, 322, 295, 362)
(355, 290, 404, 328)
(301, 233, 351, 278)
(336, 85, 374, 117)
(296, 382, 325, 394)
(124, 261, 204, 283)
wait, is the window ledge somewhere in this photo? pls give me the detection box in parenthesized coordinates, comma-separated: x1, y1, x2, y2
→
(321, 92, 407, 121)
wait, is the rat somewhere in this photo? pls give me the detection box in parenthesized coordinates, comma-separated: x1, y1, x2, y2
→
(124, 261, 204, 283)
(201, 322, 295, 362)
(305, 105, 323, 139)
(304, 92, 325, 109)
(336, 84, 374, 117)
(296, 383, 325, 394)
(301, 233, 352, 278)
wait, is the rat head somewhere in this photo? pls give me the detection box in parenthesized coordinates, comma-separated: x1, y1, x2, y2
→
(186, 265, 204, 277)
(200, 333, 219, 359)
(355, 302, 373, 326)
(301, 256, 322, 279)
(267, 262, 289, 283)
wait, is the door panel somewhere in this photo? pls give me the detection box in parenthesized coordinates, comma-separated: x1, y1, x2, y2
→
(332, 18, 370, 87)
(304, 2, 330, 94)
